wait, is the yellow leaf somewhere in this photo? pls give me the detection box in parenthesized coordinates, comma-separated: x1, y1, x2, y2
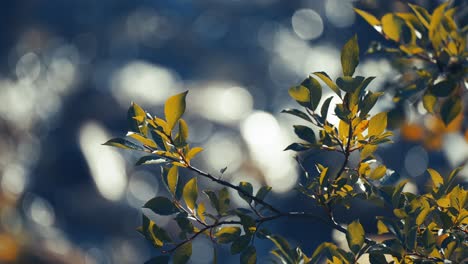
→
(186, 147, 203, 161)
(369, 165, 386, 180)
(427, 168, 444, 188)
(167, 166, 178, 195)
(183, 178, 198, 210)
(381, 14, 404, 42)
(377, 220, 389, 234)
(126, 132, 157, 148)
(368, 112, 387, 137)
(360, 144, 377, 161)
(338, 120, 350, 142)
(354, 8, 380, 26)
(197, 202, 206, 223)
(164, 91, 189, 133)
(346, 220, 365, 254)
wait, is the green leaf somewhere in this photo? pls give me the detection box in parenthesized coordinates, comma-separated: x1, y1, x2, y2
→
(368, 112, 387, 137)
(320, 96, 334, 122)
(165, 91, 189, 133)
(167, 166, 179, 196)
(368, 253, 388, 264)
(429, 79, 456, 97)
(144, 196, 179, 215)
(341, 35, 359, 76)
(284, 143, 310, 152)
(215, 227, 241, 244)
(440, 96, 461, 126)
(267, 235, 294, 263)
(175, 213, 194, 234)
(218, 188, 230, 215)
(293, 125, 316, 144)
(103, 138, 145, 151)
(281, 108, 312, 123)
(231, 235, 252, 255)
(255, 186, 272, 204)
(354, 8, 381, 26)
(174, 119, 189, 147)
(301, 76, 322, 110)
(183, 178, 198, 210)
(127, 132, 157, 148)
(313, 72, 341, 97)
(381, 14, 405, 42)
(346, 220, 365, 254)
(173, 241, 192, 264)
(422, 92, 437, 113)
(238, 182, 254, 204)
(240, 246, 256, 264)
(136, 156, 168, 166)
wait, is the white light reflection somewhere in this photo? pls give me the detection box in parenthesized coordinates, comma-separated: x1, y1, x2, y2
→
(291, 9, 324, 40)
(1, 164, 27, 197)
(240, 111, 297, 193)
(79, 122, 127, 201)
(190, 84, 253, 125)
(126, 170, 159, 208)
(16, 52, 41, 83)
(325, 0, 356, 28)
(111, 61, 180, 107)
(443, 133, 468, 167)
(203, 132, 244, 174)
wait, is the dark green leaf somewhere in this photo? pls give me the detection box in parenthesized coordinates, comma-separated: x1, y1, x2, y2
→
(341, 34, 359, 76)
(238, 182, 254, 204)
(240, 246, 256, 264)
(440, 96, 461, 126)
(288, 85, 310, 107)
(102, 138, 145, 151)
(231, 235, 251, 254)
(293, 125, 316, 144)
(127, 102, 146, 134)
(368, 253, 388, 264)
(320, 96, 333, 122)
(144, 197, 179, 215)
(281, 109, 312, 122)
(175, 213, 194, 234)
(314, 72, 341, 97)
(284, 143, 310, 152)
(336, 76, 364, 93)
(301, 76, 322, 110)
(255, 186, 272, 205)
(173, 241, 192, 264)
(429, 79, 456, 97)
(144, 256, 170, 264)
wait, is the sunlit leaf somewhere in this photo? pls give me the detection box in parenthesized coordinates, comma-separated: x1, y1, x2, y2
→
(360, 144, 378, 161)
(197, 202, 206, 223)
(346, 220, 365, 254)
(183, 178, 198, 210)
(293, 125, 316, 144)
(377, 220, 390, 234)
(314, 72, 341, 97)
(103, 138, 145, 151)
(167, 166, 179, 196)
(381, 14, 405, 42)
(288, 85, 310, 106)
(369, 165, 387, 180)
(173, 242, 192, 264)
(354, 8, 381, 26)
(368, 112, 387, 137)
(186, 147, 203, 161)
(165, 91, 189, 133)
(127, 132, 157, 149)
(408, 4, 430, 28)
(422, 92, 437, 113)
(144, 197, 179, 215)
(427, 168, 444, 188)
(128, 102, 147, 134)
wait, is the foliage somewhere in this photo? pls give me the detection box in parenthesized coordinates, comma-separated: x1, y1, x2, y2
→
(104, 2, 467, 263)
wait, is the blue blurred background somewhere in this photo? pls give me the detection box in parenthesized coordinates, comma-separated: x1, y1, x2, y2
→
(0, 0, 466, 263)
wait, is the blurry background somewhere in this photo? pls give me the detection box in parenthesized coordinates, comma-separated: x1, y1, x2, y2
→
(0, 0, 466, 263)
